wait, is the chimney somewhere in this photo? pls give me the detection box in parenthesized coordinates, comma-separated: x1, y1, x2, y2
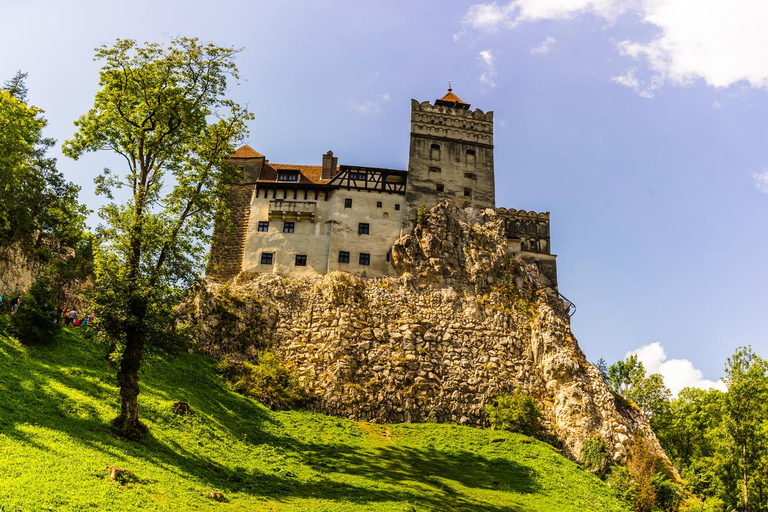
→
(322, 150, 338, 180)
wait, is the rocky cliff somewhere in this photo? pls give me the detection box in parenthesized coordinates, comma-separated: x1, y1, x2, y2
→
(181, 201, 665, 466)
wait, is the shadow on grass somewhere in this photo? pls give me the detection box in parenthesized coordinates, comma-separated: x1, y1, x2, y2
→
(0, 326, 537, 512)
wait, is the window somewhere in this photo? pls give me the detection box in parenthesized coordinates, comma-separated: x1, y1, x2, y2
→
(277, 172, 299, 182)
(436, 184, 444, 192)
(257, 221, 269, 232)
(430, 144, 440, 160)
(377, 201, 382, 208)
(349, 172, 367, 181)
(338, 251, 350, 263)
(466, 149, 476, 156)
(394, 204, 400, 211)
(428, 166, 441, 173)
(260, 253, 273, 265)
(283, 222, 295, 233)
(295, 254, 307, 266)
(359, 253, 371, 266)
(386, 251, 391, 262)
(464, 172, 477, 180)
(358, 223, 370, 235)
(344, 198, 352, 208)
(464, 188, 472, 198)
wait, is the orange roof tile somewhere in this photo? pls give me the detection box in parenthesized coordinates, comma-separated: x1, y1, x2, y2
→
(257, 163, 338, 185)
(438, 89, 465, 104)
(231, 145, 264, 158)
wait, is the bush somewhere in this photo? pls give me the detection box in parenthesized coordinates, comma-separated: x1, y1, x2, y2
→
(220, 350, 307, 410)
(582, 435, 611, 477)
(608, 466, 639, 507)
(485, 389, 542, 436)
(10, 275, 60, 345)
(653, 473, 683, 512)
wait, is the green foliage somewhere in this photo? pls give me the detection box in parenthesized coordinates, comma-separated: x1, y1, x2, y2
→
(0, 329, 632, 512)
(0, 72, 87, 248)
(607, 355, 671, 422)
(62, 37, 253, 434)
(415, 205, 430, 225)
(486, 389, 542, 436)
(608, 466, 639, 509)
(652, 473, 683, 512)
(10, 274, 60, 345)
(220, 351, 307, 410)
(582, 435, 611, 477)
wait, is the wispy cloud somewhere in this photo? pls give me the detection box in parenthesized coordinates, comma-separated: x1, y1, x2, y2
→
(530, 36, 556, 55)
(457, 0, 768, 97)
(348, 93, 391, 115)
(628, 342, 726, 396)
(478, 50, 497, 87)
(754, 169, 768, 193)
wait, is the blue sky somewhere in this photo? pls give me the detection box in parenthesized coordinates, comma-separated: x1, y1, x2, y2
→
(2, 0, 766, 391)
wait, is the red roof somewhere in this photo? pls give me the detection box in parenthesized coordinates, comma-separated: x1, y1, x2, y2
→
(231, 145, 264, 158)
(257, 163, 338, 185)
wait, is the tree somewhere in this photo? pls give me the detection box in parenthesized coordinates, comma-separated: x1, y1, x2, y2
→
(485, 389, 542, 436)
(63, 38, 252, 439)
(0, 72, 87, 249)
(723, 346, 768, 512)
(607, 354, 646, 395)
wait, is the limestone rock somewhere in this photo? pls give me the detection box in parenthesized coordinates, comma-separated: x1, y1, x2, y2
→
(179, 201, 668, 469)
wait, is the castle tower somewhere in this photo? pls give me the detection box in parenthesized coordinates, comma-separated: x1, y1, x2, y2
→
(403, 87, 495, 226)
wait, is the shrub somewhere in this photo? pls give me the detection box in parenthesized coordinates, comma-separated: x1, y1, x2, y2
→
(415, 205, 429, 225)
(582, 435, 611, 477)
(485, 389, 542, 436)
(653, 472, 683, 512)
(220, 350, 307, 410)
(10, 275, 60, 345)
(608, 466, 639, 507)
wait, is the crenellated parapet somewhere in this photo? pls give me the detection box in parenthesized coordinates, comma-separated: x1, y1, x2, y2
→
(410, 99, 494, 147)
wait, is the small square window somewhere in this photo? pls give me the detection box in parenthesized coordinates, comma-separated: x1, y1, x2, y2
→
(359, 253, 370, 266)
(436, 184, 444, 192)
(464, 173, 477, 180)
(464, 188, 472, 198)
(257, 221, 269, 232)
(358, 223, 370, 235)
(377, 201, 382, 208)
(338, 251, 350, 263)
(283, 222, 295, 233)
(295, 254, 307, 266)
(349, 172, 367, 181)
(260, 252, 273, 265)
(394, 204, 400, 210)
(344, 198, 352, 208)
(428, 166, 441, 173)
(277, 172, 299, 182)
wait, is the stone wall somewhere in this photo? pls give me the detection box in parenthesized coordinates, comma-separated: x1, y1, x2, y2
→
(208, 184, 254, 281)
(183, 202, 665, 467)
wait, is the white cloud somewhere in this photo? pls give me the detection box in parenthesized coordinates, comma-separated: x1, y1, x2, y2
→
(348, 93, 390, 115)
(754, 169, 768, 193)
(348, 100, 382, 115)
(479, 50, 497, 87)
(628, 342, 726, 396)
(457, 0, 768, 96)
(531, 36, 556, 55)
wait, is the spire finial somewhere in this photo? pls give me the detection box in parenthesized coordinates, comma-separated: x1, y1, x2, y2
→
(448, 80, 452, 92)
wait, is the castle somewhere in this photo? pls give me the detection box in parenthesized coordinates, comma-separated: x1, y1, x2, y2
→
(209, 87, 558, 287)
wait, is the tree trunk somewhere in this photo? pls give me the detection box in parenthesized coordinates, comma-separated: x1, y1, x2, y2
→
(112, 299, 148, 440)
(743, 441, 749, 512)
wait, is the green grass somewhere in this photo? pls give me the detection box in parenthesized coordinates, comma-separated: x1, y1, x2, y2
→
(0, 320, 630, 512)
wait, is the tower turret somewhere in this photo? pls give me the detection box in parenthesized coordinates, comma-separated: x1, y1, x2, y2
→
(403, 87, 495, 227)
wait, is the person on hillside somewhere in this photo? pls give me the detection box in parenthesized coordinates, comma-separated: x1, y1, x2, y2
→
(56, 307, 63, 323)
(73, 317, 82, 327)
(0, 295, 4, 312)
(10, 296, 20, 314)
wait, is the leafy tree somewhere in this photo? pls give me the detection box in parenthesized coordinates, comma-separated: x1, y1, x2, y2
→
(0, 72, 87, 249)
(607, 354, 646, 395)
(723, 346, 768, 512)
(10, 274, 60, 345)
(63, 37, 252, 439)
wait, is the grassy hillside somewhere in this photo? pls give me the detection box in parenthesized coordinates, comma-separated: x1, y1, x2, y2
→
(0, 320, 630, 512)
